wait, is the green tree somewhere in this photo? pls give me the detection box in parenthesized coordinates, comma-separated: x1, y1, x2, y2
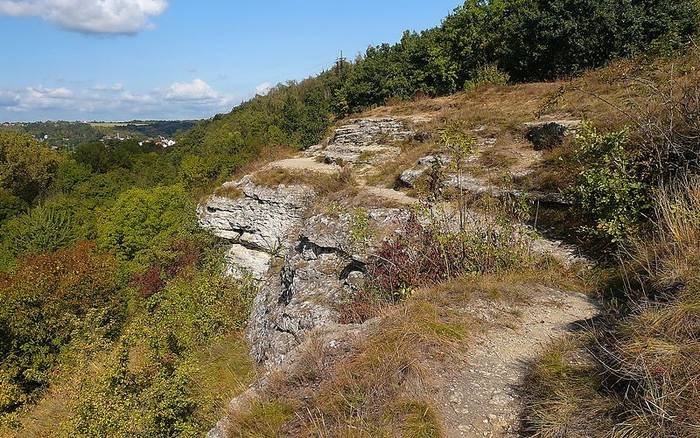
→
(98, 185, 196, 262)
(1, 203, 81, 258)
(0, 131, 62, 202)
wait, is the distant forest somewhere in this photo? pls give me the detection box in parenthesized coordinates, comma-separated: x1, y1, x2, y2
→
(0, 120, 198, 149)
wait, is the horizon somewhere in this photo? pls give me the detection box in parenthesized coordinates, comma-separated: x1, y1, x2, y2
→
(0, 0, 461, 122)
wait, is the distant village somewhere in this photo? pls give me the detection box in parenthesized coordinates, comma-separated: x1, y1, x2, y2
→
(102, 132, 177, 148)
(0, 121, 180, 149)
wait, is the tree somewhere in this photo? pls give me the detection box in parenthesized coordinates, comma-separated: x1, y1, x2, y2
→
(0, 242, 121, 412)
(97, 185, 196, 262)
(0, 131, 62, 203)
(1, 203, 81, 258)
(0, 190, 26, 224)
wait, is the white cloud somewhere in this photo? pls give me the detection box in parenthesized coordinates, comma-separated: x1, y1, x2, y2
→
(92, 83, 125, 92)
(0, 79, 235, 120)
(255, 82, 273, 96)
(19, 86, 73, 109)
(0, 0, 168, 35)
(165, 79, 219, 102)
(0, 91, 20, 108)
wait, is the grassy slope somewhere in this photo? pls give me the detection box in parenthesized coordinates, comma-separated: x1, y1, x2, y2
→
(221, 51, 699, 437)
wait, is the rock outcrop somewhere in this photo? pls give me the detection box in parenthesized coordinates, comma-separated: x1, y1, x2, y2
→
(247, 208, 407, 365)
(197, 175, 315, 279)
(200, 114, 594, 437)
(322, 117, 413, 165)
(199, 117, 416, 281)
(400, 153, 571, 205)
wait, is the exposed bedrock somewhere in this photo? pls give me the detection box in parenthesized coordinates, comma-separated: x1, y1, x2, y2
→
(321, 117, 414, 165)
(246, 209, 407, 365)
(197, 175, 315, 280)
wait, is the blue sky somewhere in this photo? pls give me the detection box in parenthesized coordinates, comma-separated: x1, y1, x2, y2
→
(0, 0, 461, 121)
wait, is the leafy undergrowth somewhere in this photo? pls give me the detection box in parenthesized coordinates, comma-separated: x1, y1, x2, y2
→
(0, 247, 257, 437)
(523, 179, 700, 437)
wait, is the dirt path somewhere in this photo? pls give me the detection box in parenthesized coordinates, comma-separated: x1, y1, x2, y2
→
(265, 157, 340, 174)
(431, 286, 598, 437)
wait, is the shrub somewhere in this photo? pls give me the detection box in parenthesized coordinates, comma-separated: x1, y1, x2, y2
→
(0, 190, 26, 224)
(632, 74, 700, 183)
(0, 242, 121, 415)
(463, 64, 510, 91)
(63, 270, 255, 437)
(98, 185, 196, 263)
(130, 238, 204, 298)
(1, 203, 81, 257)
(526, 123, 568, 151)
(368, 209, 534, 302)
(570, 123, 649, 243)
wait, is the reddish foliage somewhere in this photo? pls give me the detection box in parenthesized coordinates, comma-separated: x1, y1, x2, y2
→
(165, 239, 202, 277)
(0, 241, 119, 314)
(368, 214, 449, 300)
(130, 239, 203, 298)
(131, 265, 165, 298)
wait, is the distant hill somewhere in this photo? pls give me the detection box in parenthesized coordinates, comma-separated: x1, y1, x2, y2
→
(90, 120, 199, 139)
(0, 119, 199, 149)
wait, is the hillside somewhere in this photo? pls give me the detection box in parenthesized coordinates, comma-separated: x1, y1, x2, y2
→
(0, 120, 197, 150)
(0, 1, 699, 437)
(194, 49, 700, 437)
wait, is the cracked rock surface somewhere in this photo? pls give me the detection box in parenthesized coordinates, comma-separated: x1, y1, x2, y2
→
(246, 209, 407, 365)
(197, 175, 315, 280)
(321, 117, 413, 165)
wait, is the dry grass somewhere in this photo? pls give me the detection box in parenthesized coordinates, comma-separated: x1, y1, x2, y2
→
(214, 184, 244, 199)
(522, 336, 619, 438)
(228, 145, 299, 182)
(524, 178, 700, 437)
(224, 257, 593, 437)
(226, 297, 461, 437)
(364, 138, 437, 188)
(250, 166, 356, 196)
(361, 51, 700, 198)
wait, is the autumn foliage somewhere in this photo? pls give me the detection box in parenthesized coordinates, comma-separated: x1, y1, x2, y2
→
(0, 242, 121, 413)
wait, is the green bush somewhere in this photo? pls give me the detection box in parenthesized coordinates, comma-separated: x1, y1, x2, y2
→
(570, 123, 649, 243)
(1, 204, 81, 257)
(97, 185, 196, 263)
(463, 64, 510, 91)
(0, 190, 26, 224)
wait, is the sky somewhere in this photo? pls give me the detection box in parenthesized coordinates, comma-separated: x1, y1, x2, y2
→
(0, 0, 462, 122)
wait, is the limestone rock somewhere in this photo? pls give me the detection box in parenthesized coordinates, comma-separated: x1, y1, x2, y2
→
(198, 175, 315, 279)
(224, 244, 272, 281)
(399, 154, 450, 187)
(401, 154, 571, 205)
(322, 117, 412, 165)
(246, 208, 407, 365)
